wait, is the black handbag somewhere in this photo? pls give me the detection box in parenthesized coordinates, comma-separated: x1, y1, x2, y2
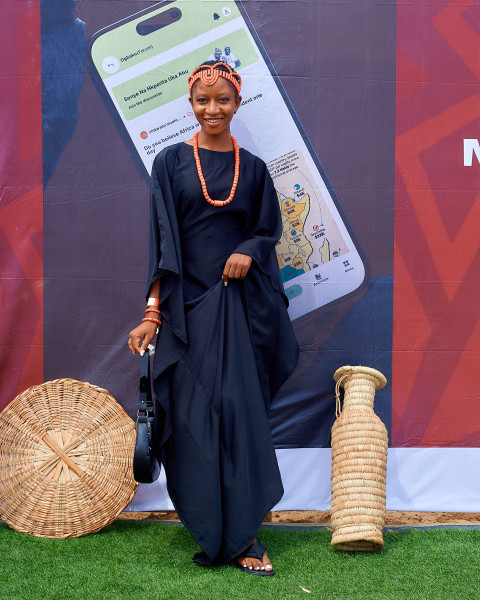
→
(133, 351, 161, 483)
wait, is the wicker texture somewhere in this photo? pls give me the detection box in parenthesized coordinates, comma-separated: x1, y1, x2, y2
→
(331, 366, 388, 551)
(0, 378, 138, 538)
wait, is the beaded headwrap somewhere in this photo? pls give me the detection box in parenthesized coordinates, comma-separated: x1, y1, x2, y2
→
(188, 62, 242, 96)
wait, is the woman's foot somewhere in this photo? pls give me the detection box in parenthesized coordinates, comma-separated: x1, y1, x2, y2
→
(237, 539, 274, 574)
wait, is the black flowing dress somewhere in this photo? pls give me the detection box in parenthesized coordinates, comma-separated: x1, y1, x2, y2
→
(147, 142, 298, 564)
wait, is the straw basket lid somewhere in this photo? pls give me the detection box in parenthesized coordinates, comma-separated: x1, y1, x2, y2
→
(333, 366, 387, 391)
(0, 378, 138, 538)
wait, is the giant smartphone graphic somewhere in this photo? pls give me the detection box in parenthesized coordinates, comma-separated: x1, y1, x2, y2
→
(90, 0, 366, 320)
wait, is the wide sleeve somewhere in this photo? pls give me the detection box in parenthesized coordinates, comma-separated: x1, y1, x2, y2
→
(233, 158, 287, 302)
(147, 151, 180, 304)
(146, 148, 187, 374)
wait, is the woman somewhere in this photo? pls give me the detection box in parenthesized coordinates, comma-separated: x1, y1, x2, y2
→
(128, 62, 298, 574)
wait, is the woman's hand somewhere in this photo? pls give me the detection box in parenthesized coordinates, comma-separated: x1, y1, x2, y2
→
(223, 253, 252, 285)
(128, 321, 158, 356)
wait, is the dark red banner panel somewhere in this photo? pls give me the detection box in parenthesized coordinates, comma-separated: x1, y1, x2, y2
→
(393, 0, 480, 447)
(0, 1, 43, 411)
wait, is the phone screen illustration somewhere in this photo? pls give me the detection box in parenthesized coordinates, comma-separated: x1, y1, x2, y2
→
(90, 0, 366, 320)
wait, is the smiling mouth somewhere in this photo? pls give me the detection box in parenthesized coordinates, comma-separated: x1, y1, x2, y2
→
(205, 118, 223, 124)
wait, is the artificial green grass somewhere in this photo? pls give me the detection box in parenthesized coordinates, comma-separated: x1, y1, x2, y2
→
(1, 521, 478, 600)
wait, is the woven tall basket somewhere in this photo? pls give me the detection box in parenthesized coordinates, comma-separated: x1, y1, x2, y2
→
(330, 366, 388, 551)
(0, 378, 138, 538)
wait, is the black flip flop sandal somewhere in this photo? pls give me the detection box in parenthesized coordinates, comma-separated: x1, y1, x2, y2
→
(236, 540, 274, 576)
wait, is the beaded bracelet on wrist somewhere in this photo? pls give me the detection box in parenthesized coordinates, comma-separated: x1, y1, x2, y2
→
(145, 307, 161, 315)
(142, 317, 162, 327)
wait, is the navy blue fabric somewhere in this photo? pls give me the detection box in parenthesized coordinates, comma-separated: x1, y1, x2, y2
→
(147, 143, 299, 563)
(41, 0, 86, 187)
(271, 276, 393, 448)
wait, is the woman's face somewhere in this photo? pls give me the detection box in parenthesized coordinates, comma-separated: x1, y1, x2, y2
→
(189, 78, 241, 137)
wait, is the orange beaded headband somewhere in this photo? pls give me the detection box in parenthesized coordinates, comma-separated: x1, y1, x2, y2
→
(188, 62, 242, 96)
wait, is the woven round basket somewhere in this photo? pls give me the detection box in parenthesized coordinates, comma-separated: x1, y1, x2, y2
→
(330, 366, 388, 551)
(0, 378, 138, 538)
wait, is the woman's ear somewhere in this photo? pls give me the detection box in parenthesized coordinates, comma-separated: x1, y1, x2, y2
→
(235, 95, 242, 113)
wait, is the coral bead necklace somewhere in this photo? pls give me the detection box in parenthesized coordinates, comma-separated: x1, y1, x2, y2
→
(193, 131, 240, 207)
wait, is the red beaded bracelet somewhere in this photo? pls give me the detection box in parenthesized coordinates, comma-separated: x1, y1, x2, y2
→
(142, 317, 162, 327)
(145, 307, 161, 315)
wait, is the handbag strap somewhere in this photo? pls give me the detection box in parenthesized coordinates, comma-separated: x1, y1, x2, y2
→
(138, 351, 153, 416)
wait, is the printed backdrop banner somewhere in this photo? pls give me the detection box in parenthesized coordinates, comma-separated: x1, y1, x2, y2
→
(1, 0, 479, 512)
(393, 0, 480, 448)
